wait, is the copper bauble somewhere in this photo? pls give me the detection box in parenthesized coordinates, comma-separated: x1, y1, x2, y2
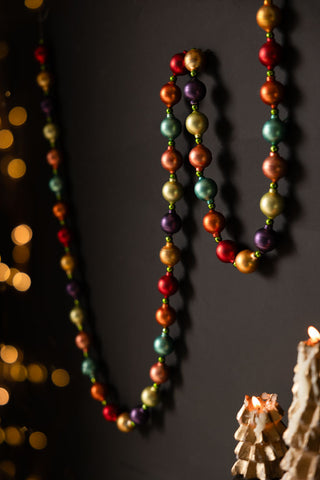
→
(189, 144, 212, 171)
(155, 304, 176, 327)
(160, 82, 181, 107)
(161, 146, 183, 173)
(149, 362, 169, 384)
(262, 152, 287, 182)
(260, 80, 284, 105)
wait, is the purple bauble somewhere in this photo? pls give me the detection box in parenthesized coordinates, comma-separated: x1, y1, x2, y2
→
(130, 406, 149, 425)
(41, 98, 53, 115)
(254, 226, 277, 252)
(66, 280, 80, 299)
(161, 211, 182, 234)
(184, 78, 206, 104)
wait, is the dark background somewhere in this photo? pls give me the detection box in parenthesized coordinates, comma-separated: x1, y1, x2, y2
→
(1, 0, 320, 479)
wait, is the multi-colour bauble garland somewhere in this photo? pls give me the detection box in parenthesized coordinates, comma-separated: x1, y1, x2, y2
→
(33, 0, 286, 433)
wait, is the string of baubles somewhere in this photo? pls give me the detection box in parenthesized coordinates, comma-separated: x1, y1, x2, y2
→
(160, 0, 286, 274)
(32, 0, 285, 433)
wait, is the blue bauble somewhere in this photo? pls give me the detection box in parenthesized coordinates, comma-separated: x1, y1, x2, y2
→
(160, 116, 182, 140)
(49, 176, 63, 192)
(81, 358, 96, 377)
(262, 118, 286, 144)
(153, 334, 174, 356)
(194, 177, 218, 201)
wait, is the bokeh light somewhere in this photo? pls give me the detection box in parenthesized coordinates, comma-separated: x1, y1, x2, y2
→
(11, 224, 33, 245)
(51, 369, 70, 387)
(29, 431, 47, 450)
(4, 426, 25, 446)
(27, 364, 47, 383)
(13, 246, 30, 264)
(0, 345, 18, 364)
(12, 272, 31, 292)
(0, 129, 14, 149)
(0, 387, 9, 406)
(8, 107, 27, 126)
(0, 428, 5, 444)
(0, 41, 9, 60)
(0, 460, 16, 477)
(10, 364, 27, 382)
(0, 263, 10, 282)
(24, 0, 44, 9)
(6, 268, 19, 286)
(7, 158, 26, 179)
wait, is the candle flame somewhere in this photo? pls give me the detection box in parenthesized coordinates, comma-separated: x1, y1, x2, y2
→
(252, 396, 261, 408)
(308, 326, 320, 343)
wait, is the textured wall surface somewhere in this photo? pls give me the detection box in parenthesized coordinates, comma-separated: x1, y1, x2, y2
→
(1, 0, 320, 479)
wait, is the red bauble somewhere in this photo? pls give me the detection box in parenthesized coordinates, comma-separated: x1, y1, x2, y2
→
(102, 405, 118, 422)
(158, 273, 178, 296)
(216, 240, 238, 263)
(34, 45, 48, 65)
(47, 149, 62, 169)
(170, 52, 187, 76)
(57, 227, 72, 246)
(259, 40, 282, 69)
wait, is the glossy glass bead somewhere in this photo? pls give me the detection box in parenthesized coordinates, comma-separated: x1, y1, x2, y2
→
(262, 118, 286, 144)
(130, 406, 149, 425)
(41, 98, 53, 115)
(70, 306, 84, 327)
(162, 180, 183, 203)
(184, 48, 205, 72)
(160, 116, 181, 140)
(260, 190, 284, 218)
(235, 249, 259, 274)
(194, 177, 218, 201)
(189, 144, 212, 171)
(47, 149, 62, 168)
(150, 362, 169, 384)
(60, 253, 76, 273)
(49, 176, 63, 193)
(256, 4, 281, 32)
(161, 211, 182, 234)
(75, 331, 90, 351)
(184, 78, 206, 104)
(216, 240, 238, 263)
(91, 383, 107, 402)
(203, 210, 225, 236)
(81, 358, 96, 376)
(53, 202, 67, 221)
(43, 123, 59, 142)
(66, 280, 80, 299)
(158, 274, 178, 296)
(185, 111, 208, 136)
(37, 71, 51, 93)
(102, 404, 118, 422)
(155, 304, 176, 327)
(262, 152, 287, 182)
(259, 40, 282, 68)
(116, 413, 135, 432)
(254, 226, 277, 252)
(260, 80, 284, 106)
(57, 227, 71, 246)
(141, 386, 160, 407)
(154, 334, 174, 356)
(161, 146, 183, 173)
(159, 241, 180, 267)
(170, 52, 187, 76)
(160, 82, 181, 107)
(34, 45, 48, 64)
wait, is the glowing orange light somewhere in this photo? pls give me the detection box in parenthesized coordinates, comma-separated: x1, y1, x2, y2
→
(308, 326, 320, 344)
(11, 224, 33, 246)
(252, 396, 261, 408)
(12, 272, 31, 292)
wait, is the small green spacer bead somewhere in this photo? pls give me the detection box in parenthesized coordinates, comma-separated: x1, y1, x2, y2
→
(158, 357, 165, 363)
(190, 70, 197, 77)
(266, 32, 274, 39)
(162, 327, 169, 335)
(270, 145, 278, 153)
(169, 173, 176, 179)
(59, 220, 65, 226)
(270, 182, 278, 190)
(83, 351, 89, 358)
(166, 266, 173, 273)
(102, 400, 107, 406)
(267, 70, 274, 77)
(208, 204, 215, 210)
(40, 64, 46, 71)
(255, 250, 262, 258)
(271, 108, 278, 115)
(192, 104, 199, 111)
(196, 171, 203, 178)
(215, 236, 222, 243)
(130, 421, 136, 428)
(168, 140, 175, 147)
(266, 218, 274, 226)
(90, 377, 96, 384)
(64, 246, 70, 253)
(153, 383, 160, 390)
(142, 404, 148, 410)
(67, 272, 73, 280)
(166, 107, 173, 115)
(162, 298, 169, 304)
(74, 299, 79, 305)
(77, 324, 83, 332)
(52, 167, 57, 175)
(233, 262, 237, 267)
(165, 236, 172, 243)
(56, 192, 62, 201)
(169, 75, 176, 83)
(195, 137, 202, 145)
(168, 203, 175, 210)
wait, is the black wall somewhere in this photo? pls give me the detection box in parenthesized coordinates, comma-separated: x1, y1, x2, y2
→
(1, 0, 320, 479)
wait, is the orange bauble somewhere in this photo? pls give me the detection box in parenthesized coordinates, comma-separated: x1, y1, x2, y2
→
(160, 82, 181, 107)
(262, 152, 287, 182)
(155, 304, 176, 327)
(260, 80, 284, 105)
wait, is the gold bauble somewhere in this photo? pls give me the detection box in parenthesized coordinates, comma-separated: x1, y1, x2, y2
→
(141, 386, 159, 407)
(184, 48, 205, 72)
(162, 179, 183, 203)
(116, 413, 135, 433)
(69, 307, 84, 327)
(235, 250, 258, 274)
(43, 123, 59, 142)
(36, 71, 51, 92)
(185, 111, 208, 136)
(160, 242, 181, 266)
(260, 190, 284, 219)
(256, 4, 281, 32)
(60, 253, 76, 274)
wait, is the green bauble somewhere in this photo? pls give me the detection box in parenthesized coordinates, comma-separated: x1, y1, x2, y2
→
(185, 111, 208, 136)
(262, 118, 286, 144)
(260, 190, 284, 218)
(160, 116, 182, 140)
(81, 358, 96, 377)
(153, 334, 174, 356)
(194, 177, 217, 201)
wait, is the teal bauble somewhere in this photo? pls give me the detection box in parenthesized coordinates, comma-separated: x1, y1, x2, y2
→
(154, 334, 174, 356)
(81, 358, 96, 376)
(49, 176, 63, 192)
(194, 177, 218, 201)
(262, 118, 286, 144)
(160, 116, 182, 140)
